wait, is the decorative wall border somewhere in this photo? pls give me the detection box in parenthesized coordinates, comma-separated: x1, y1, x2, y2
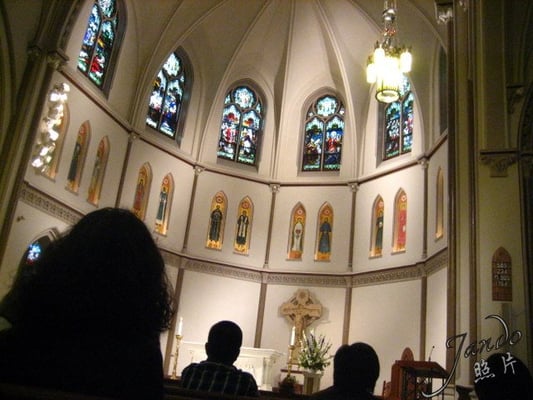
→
(161, 250, 448, 289)
(19, 181, 82, 225)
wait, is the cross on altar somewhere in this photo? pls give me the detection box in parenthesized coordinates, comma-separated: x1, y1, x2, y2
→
(280, 289, 322, 345)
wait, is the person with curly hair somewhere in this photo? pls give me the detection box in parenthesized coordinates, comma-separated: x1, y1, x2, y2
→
(0, 208, 175, 399)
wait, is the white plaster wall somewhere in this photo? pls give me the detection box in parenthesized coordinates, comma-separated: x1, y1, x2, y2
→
(268, 185, 352, 272)
(119, 140, 195, 252)
(185, 171, 271, 268)
(353, 165, 425, 272)
(426, 267, 448, 369)
(0, 201, 70, 298)
(25, 73, 129, 214)
(176, 269, 260, 347)
(350, 279, 422, 395)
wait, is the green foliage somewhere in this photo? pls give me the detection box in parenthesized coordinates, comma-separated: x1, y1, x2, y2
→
(298, 332, 332, 372)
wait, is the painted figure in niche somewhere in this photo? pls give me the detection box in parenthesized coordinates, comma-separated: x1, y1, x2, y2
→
(87, 137, 109, 206)
(234, 197, 253, 254)
(66, 122, 90, 193)
(315, 203, 334, 261)
(154, 174, 173, 235)
(372, 197, 384, 257)
(288, 203, 306, 260)
(394, 191, 407, 252)
(209, 206, 223, 241)
(132, 163, 152, 220)
(318, 219, 331, 252)
(206, 192, 227, 250)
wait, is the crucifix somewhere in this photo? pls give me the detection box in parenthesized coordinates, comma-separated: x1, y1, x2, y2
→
(280, 288, 322, 363)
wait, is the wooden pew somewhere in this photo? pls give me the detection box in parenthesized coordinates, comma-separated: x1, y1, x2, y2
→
(0, 382, 310, 400)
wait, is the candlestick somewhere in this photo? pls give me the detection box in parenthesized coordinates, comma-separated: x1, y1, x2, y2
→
(286, 344, 296, 377)
(290, 326, 296, 346)
(177, 317, 183, 336)
(170, 334, 183, 380)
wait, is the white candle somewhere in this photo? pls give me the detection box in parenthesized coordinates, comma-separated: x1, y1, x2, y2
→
(290, 326, 296, 346)
(177, 317, 183, 336)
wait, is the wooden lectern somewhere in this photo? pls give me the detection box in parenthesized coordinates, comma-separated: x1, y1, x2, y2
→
(385, 360, 448, 400)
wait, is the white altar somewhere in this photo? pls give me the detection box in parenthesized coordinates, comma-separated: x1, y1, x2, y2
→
(174, 341, 284, 390)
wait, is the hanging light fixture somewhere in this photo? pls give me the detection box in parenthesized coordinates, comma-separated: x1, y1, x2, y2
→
(366, 0, 412, 103)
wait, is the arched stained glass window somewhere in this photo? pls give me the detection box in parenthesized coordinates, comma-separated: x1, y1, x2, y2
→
(146, 50, 190, 142)
(217, 85, 263, 166)
(78, 0, 123, 91)
(383, 77, 413, 160)
(302, 95, 344, 171)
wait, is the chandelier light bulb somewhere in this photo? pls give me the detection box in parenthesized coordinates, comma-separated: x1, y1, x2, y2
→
(400, 50, 412, 73)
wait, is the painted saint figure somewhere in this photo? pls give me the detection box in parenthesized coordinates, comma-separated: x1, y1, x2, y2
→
(155, 188, 168, 225)
(236, 211, 249, 245)
(318, 218, 332, 253)
(291, 219, 304, 252)
(209, 205, 223, 242)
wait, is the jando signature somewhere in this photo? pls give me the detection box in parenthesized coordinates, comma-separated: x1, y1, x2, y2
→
(421, 314, 522, 398)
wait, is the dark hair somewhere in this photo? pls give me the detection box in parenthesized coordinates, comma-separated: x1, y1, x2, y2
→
(474, 352, 533, 400)
(13, 208, 174, 336)
(206, 320, 243, 364)
(333, 342, 380, 393)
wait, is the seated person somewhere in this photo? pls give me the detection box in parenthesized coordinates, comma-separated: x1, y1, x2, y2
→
(474, 352, 533, 400)
(0, 208, 175, 400)
(311, 342, 380, 400)
(180, 320, 259, 397)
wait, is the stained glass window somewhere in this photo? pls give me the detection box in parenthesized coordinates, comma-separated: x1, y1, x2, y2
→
(22, 236, 52, 266)
(78, 0, 121, 90)
(383, 77, 413, 160)
(146, 51, 190, 142)
(302, 95, 344, 171)
(217, 86, 263, 166)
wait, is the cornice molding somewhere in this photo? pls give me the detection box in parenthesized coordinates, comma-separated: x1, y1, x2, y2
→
(19, 182, 82, 225)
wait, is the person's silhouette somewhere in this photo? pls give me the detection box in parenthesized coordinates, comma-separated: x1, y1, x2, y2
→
(311, 342, 380, 400)
(0, 208, 175, 399)
(181, 320, 259, 396)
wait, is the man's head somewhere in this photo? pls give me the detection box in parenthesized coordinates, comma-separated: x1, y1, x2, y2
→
(333, 342, 380, 393)
(205, 320, 243, 365)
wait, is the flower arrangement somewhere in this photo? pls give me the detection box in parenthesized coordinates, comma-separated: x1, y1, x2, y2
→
(298, 331, 332, 372)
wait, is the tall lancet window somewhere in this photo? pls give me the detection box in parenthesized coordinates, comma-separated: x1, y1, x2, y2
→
(302, 95, 345, 171)
(132, 162, 152, 220)
(206, 191, 227, 250)
(66, 121, 91, 193)
(87, 136, 109, 206)
(234, 196, 253, 255)
(154, 173, 174, 236)
(217, 85, 264, 166)
(435, 168, 444, 239)
(370, 195, 384, 257)
(78, 0, 124, 92)
(382, 77, 414, 160)
(315, 202, 333, 261)
(146, 49, 191, 144)
(287, 202, 306, 260)
(392, 189, 407, 253)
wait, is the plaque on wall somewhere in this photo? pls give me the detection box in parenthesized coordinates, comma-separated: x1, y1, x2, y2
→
(492, 247, 512, 302)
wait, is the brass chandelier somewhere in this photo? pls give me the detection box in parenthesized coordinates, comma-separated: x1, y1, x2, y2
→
(366, 0, 412, 103)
